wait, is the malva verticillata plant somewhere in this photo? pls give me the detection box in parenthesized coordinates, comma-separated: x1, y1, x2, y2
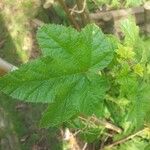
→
(0, 19, 150, 149)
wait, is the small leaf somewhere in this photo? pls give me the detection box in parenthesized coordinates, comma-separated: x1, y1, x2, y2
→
(120, 18, 139, 47)
(133, 63, 144, 77)
(116, 45, 135, 60)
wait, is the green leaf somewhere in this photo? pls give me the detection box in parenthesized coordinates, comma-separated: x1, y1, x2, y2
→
(0, 24, 115, 126)
(125, 0, 144, 7)
(37, 24, 114, 71)
(120, 18, 139, 48)
(116, 71, 150, 132)
(40, 99, 77, 127)
(126, 83, 150, 130)
(110, 137, 150, 150)
(40, 75, 109, 127)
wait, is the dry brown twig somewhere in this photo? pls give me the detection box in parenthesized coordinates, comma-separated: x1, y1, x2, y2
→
(79, 116, 122, 134)
(0, 58, 17, 76)
(70, 0, 90, 26)
(82, 142, 87, 150)
(57, 0, 80, 30)
(70, 0, 86, 14)
(100, 136, 109, 150)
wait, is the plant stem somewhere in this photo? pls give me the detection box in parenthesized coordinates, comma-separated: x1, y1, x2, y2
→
(79, 116, 122, 133)
(104, 128, 148, 149)
(0, 58, 17, 76)
(82, 142, 87, 150)
(75, 0, 90, 26)
(57, 0, 80, 30)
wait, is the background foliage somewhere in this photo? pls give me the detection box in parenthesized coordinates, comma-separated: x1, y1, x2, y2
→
(0, 0, 150, 150)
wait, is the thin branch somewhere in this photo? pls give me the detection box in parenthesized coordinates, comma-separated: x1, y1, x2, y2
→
(0, 40, 5, 48)
(104, 128, 148, 149)
(32, 19, 44, 27)
(84, 3, 90, 23)
(70, 4, 78, 15)
(91, 0, 101, 11)
(75, 0, 90, 26)
(70, 0, 86, 14)
(100, 136, 109, 150)
(57, 0, 80, 30)
(82, 142, 87, 150)
(0, 58, 17, 76)
(91, 116, 122, 133)
(79, 116, 122, 134)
